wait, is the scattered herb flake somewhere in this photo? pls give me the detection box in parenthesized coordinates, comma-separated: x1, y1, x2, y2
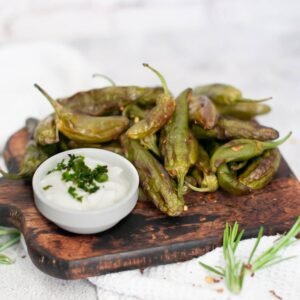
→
(43, 185, 53, 191)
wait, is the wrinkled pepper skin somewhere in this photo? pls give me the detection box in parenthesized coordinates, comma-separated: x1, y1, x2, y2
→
(187, 141, 218, 192)
(0, 141, 50, 179)
(192, 117, 279, 141)
(194, 83, 242, 105)
(121, 136, 184, 216)
(160, 89, 198, 196)
(122, 104, 148, 121)
(126, 64, 176, 139)
(59, 86, 164, 116)
(140, 134, 160, 156)
(188, 95, 219, 129)
(34, 114, 59, 145)
(35, 84, 129, 144)
(210, 133, 291, 172)
(217, 163, 251, 195)
(217, 118, 279, 141)
(239, 148, 281, 189)
(216, 101, 271, 119)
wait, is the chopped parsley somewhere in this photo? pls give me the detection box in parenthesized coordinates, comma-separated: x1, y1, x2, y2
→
(43, 185, 53, 190)
(48, 154, 109, 202)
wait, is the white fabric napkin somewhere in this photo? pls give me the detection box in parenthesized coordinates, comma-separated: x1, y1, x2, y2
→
(89, 235, 300, 300)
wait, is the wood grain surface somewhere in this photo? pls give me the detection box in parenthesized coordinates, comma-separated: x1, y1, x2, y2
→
(0, 128, 299, 279)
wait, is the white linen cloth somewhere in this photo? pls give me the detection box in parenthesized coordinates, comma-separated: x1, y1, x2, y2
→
(89, 235, 300, 300)
(0, 42, 299, 300)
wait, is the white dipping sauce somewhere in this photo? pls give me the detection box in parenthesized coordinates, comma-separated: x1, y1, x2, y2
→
(40, 156, 129, 211)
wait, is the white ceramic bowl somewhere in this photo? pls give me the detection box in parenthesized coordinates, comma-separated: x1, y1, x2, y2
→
(32, 148, 139, 234)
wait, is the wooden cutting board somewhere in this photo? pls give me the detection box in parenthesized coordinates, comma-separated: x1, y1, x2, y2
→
(0, 128, 300, 279)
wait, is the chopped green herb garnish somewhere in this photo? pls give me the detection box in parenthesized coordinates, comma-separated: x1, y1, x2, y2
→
(43, 185, 53, 190)
(48, 154, 109, 201)
(68, 186, 83, 202)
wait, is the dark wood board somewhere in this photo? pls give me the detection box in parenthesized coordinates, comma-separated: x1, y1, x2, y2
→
(0, 128, 300, 279)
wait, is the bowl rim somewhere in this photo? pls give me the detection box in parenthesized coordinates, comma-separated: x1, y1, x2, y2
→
(32, 148, 139, 216)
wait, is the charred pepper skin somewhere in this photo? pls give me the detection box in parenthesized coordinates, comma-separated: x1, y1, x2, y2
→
(35, 84, 129, 144)
(34, 114, 59, 145)
(121, 136, 184, 216)
(188, 95, 219, 129)
(194, 83, 271, 105)
(126, 64, 176, 139)
(0, 141, 50, 180)
(239, 148, 281, 190)
(210, 133, 291, 172)
(160, 89, 198, 196)
(186, 141, 218, 193)
(216, 101, 271, 119)
(217, 163, 251, 195)
(59, 86, 164, 116)
(192, 117, 279, 141)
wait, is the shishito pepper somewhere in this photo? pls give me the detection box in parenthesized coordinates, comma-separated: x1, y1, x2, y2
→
(194, 83, 270, 105)
(239, 148, 281, 189)
(122, 103, 148, 121)
(126, 64, 176, 139)
(35, 84, 129, 144)
(160, 89, 198, 196)
(34, 114, 59, 145)
(192, 117, 279, 141)
(217, 148, 281, 195)
(217, 163, 251, 195)
(188, 95, 219, 129)
(59, 86, 164, 116)
(216, 101, 271, 119)
(210, 132, 291, 172)
(121, 136, 184, 216)
(0, 141, 50, 179)
(187, 141, 218, 192)
(140, 134, 160, 156)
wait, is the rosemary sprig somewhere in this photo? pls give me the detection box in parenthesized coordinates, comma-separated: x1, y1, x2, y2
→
(199, 217, 300, 294)
(0, 227, 20, 265)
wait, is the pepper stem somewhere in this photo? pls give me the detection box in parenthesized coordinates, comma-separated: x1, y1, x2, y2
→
(187, 182, 211, 193)
(92, 74, 116, 86)
(143, 63, 169, 95)
(265, 131, 292, 148)
(34, 84, 62, 115)
(237, 97, 272, 103)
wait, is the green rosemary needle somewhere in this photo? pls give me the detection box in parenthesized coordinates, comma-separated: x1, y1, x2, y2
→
(199, 216, 300, 294)
(0, 228, 20, 265)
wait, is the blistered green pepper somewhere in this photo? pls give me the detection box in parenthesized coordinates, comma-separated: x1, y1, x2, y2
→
(0, 141, 50, 179)
(126, 64, 176, 139)
(216, 101, 271, 119)
(186, 141, 218, 192)
(122, 104, 148, 121)
(210, 132, 291, 172)
(217, 163, 251, 195)
(140, 134, 160, 156)
(34, 114, 59, 145)
(59, 86, 163, 116)
(121, 136, 184, 216)
(239, 148, 281, 189)
(192, 117, 279, 141)
(35, 84, 129, 144)
(194, 83, 270, 105)
(188, 95, 219, 129)
(160, 89, 198, 196)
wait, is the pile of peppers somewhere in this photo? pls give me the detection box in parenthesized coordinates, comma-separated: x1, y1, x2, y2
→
(1, 64, 291, 216)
